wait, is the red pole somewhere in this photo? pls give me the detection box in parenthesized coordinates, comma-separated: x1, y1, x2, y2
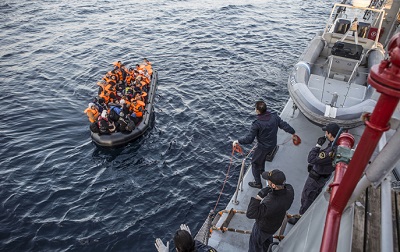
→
(320, 33, 400, 252)
(320, 133, 355, 251)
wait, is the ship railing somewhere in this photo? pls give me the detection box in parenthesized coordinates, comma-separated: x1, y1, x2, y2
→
(232, 145, 256, 205)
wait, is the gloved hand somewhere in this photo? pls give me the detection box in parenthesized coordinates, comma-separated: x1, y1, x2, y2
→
(155, 238, 169, 252)
(316, 136, 326, 147)
(180, 224, 191, 234)
(292, 134, 301, 146)
(232, 140, 239, 147)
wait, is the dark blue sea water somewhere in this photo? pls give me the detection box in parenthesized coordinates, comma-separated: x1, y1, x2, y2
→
(0, 0, 331, 251)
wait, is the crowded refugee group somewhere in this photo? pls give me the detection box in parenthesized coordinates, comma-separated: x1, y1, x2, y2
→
(83, 59, 153, 134)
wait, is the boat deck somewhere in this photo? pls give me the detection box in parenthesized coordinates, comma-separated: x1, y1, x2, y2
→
(207, 98, 367, 251)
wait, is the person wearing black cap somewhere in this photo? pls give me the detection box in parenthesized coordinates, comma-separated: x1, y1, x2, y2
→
(233, 100, 296, 189)
(288, 122, 340, 225)
(246, 169, 294, 252)
(155, 224, 217, 252)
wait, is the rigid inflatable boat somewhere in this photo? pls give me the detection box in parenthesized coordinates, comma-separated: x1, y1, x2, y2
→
(288, 2, 387, 128)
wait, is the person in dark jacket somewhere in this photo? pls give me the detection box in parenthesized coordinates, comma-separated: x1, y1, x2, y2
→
(246, 169, 294, 252)
(155, 224, 217, 252)
(97, 110, 116, 135)
(288, 123, 340, 225)
(233, 100, 296, 188)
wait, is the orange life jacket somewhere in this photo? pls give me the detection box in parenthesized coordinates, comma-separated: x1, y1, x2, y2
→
(144, 64, 152, 76)
(130, 100, 145, 117)
(99, 91, 110, 104)
(84, 107, 99, 123)
(113, 61, 122, 69)
(136, 65, 144, 71)
(105, 83, 116, 95)
(125, 74, 134, 85)
(115, 69, 123, 82)
(105, 71, 119, 83)
(134, 92, 147, 101)
(142, 75, 150, 85)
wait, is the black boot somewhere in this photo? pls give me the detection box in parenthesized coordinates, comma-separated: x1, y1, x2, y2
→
(248, 181, 262, 189)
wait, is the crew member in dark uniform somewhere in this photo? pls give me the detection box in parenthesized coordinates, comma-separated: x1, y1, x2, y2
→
(155, 224, 217, 252)
(246, 169, 294, 252)
(233, 100, 296, 189)
(289, 122, 340, 225)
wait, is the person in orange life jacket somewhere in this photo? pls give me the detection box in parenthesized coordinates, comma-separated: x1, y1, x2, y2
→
(97, 81, 106, 95)
(135, 64, 144, 71)
(97, 110, 116, 134)
(92, 97, 104, 114)
(138, 75, 149, 92)
(119, 63, 128, 81)
(288, 122, 340, 225)
(155, 224, 217, 252)
(113, 61, 122, 69)
(105, 82, 117, 103)
(132, 98, 145, 116)
(143, 58, 153, 76)
(133, 81, 144, 93)
(115, 80, 125, 95)
(103, 71, 118, 83)
(84, 103, 99, 123)
(126, 68, 137, 86)
(99, 90, 110, 104)
(111, 70, 121, 83)
(247, 169, 294, 252)
(105, 81, 116, 94)
(133, 91, 146, 103)
(129, 98, 145, 124)
(114, 68, 124, 84)
(233, 100, 296, 189)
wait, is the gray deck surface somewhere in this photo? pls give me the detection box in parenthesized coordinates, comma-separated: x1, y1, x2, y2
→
(207, 98, 367, 251)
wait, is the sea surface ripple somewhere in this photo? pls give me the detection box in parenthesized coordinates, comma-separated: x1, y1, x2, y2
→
(0, 0, 330, 251)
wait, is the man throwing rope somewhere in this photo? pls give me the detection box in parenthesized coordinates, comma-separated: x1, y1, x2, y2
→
(233, 100, 297, 189)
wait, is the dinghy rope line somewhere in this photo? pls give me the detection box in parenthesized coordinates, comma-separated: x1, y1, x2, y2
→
(211, 135, 297, 214)
(212, 143, 245, 212)
(197, 136, 301, 244)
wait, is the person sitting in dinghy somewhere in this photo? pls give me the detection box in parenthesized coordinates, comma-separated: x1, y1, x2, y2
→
(84, 103, 99, 123)
(130, 98, 145, 124)
(116, 112, 135, 133)
(97, 110, 116, 135)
